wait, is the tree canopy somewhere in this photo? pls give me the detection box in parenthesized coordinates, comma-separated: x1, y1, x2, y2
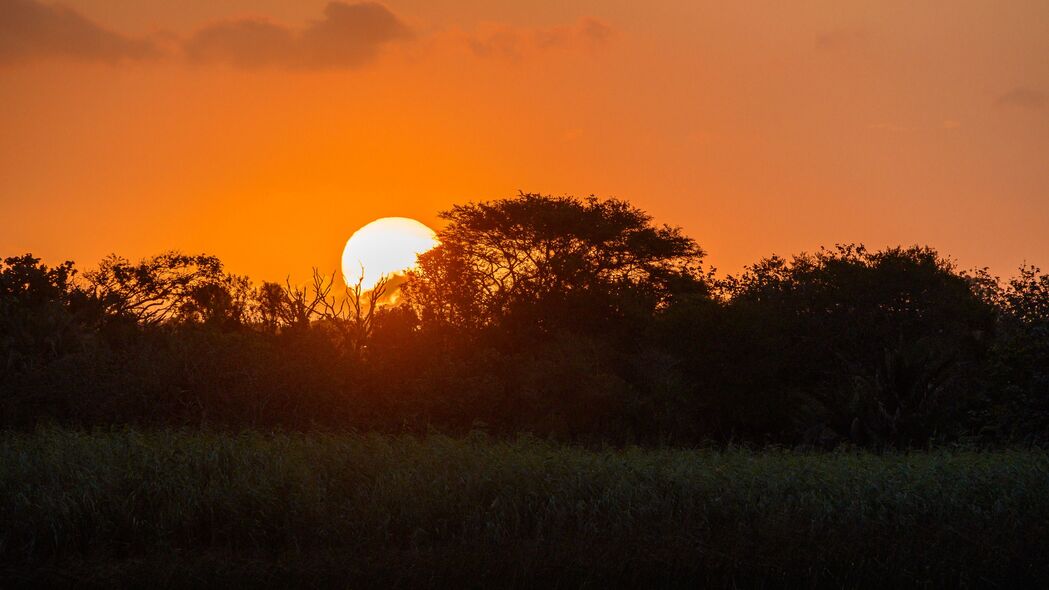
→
(403, 193, 709, 335)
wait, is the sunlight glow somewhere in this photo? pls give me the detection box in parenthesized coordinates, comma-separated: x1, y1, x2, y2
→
(341, 217, 438, 291)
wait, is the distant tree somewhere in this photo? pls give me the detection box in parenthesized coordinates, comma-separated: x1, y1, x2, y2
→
(267, 270, 335, 331)
(84, 252, 230, 326)
(255, 281, 287, 333)
(0, 254, 76, 307)
(403, 193, 710, 336)
(1001, 266, 1049, 325)
(984, 265, 1049, 442)
(178, 274, 254, 328)
(249, 268, 390, 355)
(0, 255, 83, 377)
(315, 270, 390, 356)
(713, 244, 996, 446)
(396, 193, 713, 443)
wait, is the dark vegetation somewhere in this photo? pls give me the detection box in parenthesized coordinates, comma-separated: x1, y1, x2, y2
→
(3, 193, 1049, 448)
(4, 192, 1049, 587)
(3, 429, 1048, 588)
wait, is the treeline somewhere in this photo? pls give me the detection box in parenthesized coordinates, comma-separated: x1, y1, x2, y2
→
(2, 193, 1048, 447)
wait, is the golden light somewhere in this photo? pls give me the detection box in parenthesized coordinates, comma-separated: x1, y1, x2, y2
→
(341, 217, 438, 291)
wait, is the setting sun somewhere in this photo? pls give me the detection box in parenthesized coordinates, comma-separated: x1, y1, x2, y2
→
(341, 217, 438, 290)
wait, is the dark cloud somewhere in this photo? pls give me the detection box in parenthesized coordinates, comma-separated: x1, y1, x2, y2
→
(1, 1, 606, 70)
(467, 17, 613, 60)
(995, 87, 1047, 110)
(184, 2, 412, 69)
(183, 19, 295, 69)
(0, 0, 158, 64)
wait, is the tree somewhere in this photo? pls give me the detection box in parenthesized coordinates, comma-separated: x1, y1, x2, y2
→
(403, 193, 710, 336)
(715, 244, 996, 446)
(315, 269, 390, 356)
(84, 252, 230, 326)
(984, 265, 1049, 442)
(178, 275, 254, 328)
(255, 268, 388, 350)
(256, 281, 287, 333)
(0, 255, 83, 378)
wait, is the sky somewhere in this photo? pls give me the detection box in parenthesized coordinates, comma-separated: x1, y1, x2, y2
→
(1, 0, 1048, 283)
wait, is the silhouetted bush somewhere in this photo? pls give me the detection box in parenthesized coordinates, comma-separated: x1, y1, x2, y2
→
(3, 195, 1048, 447)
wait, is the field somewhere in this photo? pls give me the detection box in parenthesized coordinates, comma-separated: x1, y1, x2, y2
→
(2, 429, 1048, 588)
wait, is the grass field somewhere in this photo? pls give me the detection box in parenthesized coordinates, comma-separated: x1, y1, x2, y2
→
(2, 428, 1048, 588)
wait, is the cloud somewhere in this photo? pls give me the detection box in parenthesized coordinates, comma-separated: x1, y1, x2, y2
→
(0, 1, 609, 70)
(184, 1, 412, 69)
(0, 0, 158, 64)
(465, 17, 613, 60)
(995, 87, 1047, 110)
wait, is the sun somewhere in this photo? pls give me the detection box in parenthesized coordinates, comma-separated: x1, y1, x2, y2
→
(341, 217, 438, 291)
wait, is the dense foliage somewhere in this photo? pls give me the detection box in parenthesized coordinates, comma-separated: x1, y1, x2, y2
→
(403, 194, 706, 335)
(2, 193, 1048, 447)
(3, 428, 1048, 588)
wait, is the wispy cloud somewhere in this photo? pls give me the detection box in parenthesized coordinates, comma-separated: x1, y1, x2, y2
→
(462, 17, 613, 61)
(995, 87, 1047, 110)
(0, 0, 158, 64)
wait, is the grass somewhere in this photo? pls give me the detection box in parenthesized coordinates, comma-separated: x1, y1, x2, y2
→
(1, 428, 1048, 588)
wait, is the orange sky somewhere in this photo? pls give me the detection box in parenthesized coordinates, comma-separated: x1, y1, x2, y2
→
(2, 0, 1048, 283)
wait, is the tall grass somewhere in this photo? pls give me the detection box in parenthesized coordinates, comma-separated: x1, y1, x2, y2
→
(2, 428, 1048, 588)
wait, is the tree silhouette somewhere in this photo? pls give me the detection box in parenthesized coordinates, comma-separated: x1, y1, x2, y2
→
(986, 265, 1049, 441)
(3, 196, 1049, 447)
(0, 255, 82, 378)
(403, 192, 709, 335)
(719, 244, 996, 445)
(84, 252, 230, 326)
